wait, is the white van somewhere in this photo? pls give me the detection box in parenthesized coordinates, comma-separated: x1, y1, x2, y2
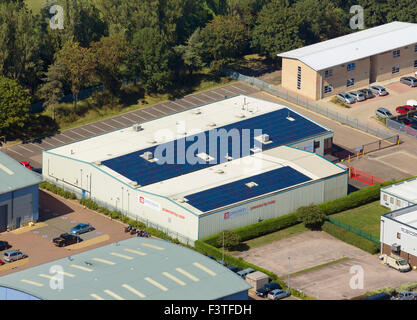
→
(382, 254, 411, 272)
(407, 100, 417, 107)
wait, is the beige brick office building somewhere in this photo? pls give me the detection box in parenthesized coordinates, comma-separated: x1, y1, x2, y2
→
(278, 22, 417, 100)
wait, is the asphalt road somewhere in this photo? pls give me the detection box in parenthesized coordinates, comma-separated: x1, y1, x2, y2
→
(1, 83, 258, 170)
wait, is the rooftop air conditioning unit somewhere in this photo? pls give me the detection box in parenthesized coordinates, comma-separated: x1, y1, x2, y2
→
(261, 134, 269, 143)
(235, 114, 245, 119)
(133, 124, 143, 132)
(207, 122, 216, 127)
(192, 109, 202, 115)
(245, 182, 258, 188)
(129, 181, 140, 188)
(392, 243, 401, 253)
(93, 161, 102, 166)
(143, 151, 153, 160)
(215, 169, 224, 174)
(147, 138, 157, 144)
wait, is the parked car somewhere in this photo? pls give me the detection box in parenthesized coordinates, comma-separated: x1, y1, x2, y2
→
(0, 259, 4, 265)
(0, 241, 11, 251)
(363, 292, 391, 300)
(256, 282, 282, 297)
(236, 268, 255, 278)
(70, 223, 94, 235)
(393, 291, 417, 300)
(382, 254, 411, 272)
(376, 108, 393, 119)
(396, 105, 415, 114)
(399, 117, 417, 128)
(349, 91, 366, 102)
(359, 88, 374, 99)
(226, 265, 242, 273)
(53, 233, 82, 247)
(19, 161, 33, 170)
(407, 99, 417, 107)
(336, 92, 355, 104)
(267, 289, 290, 300)
(370, 85, 388, 96)
(400, 76, 417, 87)
(216, 260, 226, 266)
(3, 250, 27, 262)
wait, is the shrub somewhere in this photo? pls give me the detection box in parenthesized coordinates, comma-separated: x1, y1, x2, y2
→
(397, 281, 417, 293)
(321, 222, 379, 254)
(39, 181, 77, 200)
(296, 204, 326, 230)
(217, 230, 241, 250)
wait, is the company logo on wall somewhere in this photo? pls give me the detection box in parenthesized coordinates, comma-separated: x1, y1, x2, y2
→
(223, 205, 249, 220)
(401, 227, 417, 238)
(139, 195, 161, 212)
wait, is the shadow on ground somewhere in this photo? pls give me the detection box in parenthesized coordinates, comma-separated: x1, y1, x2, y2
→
(38, 190, 74, 221)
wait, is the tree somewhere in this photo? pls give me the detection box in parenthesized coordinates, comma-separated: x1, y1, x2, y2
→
(0, 76, 31, 137)
(90, 34, 128, 96)
(296, 204, 326, 230)
(217, 230, 241, 250)
(199, 14, 248, 69)
(175, 28, 204, 75)
(39, 62, 65, 120)
(55, 40, 96, 112)
(251, 0, 304, 59)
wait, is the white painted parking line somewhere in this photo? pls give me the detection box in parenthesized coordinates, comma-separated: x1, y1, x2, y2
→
(160, 103, 177, 112)
(130, 113, 147, 120)
(122, 284, 146, 298)
(21, 279, 44, 287)
(144, 277, 168, 291)
(190, 95, 207, 104)
(39, 139, 55, 147)
(104, 289, 125, 300)
(30, 144, 45, 150)
(90, 293, 105, 300)
(66, 130, 85, 138)
(230, 84, 249, 94)
(93, 258, 116, 265)
(58, 132, 77, 141)
(211, 90, 227, 98)
(90, 124, 107, 132)
(38, 274, 56, 280)
(110, 118, 128, 126)
(151, 106, 167, 115)
(170, 100, 189, 108)
(162, 272, 186, 286)
(78, 127, 97, 136)
(219, 87, 237, 95)
(141, 109, 158, 118)
(110, 252, 133, 260)
(192, 262, 216, 276)
(99, 122, 117, 129)
(141, 243, 164, 251)
(175, 268, 199, 282)
(123, 248, 146, 256)
(5, 148, 23, 157)
(70, 264, 93, 272)
(16, 145, 34, 153)
(120, 115, 136, 123)
(200, 92, 217, 101)
(56, 271, 75, 278)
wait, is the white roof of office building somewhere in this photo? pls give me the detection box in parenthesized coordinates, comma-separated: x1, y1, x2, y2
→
(382, 178, 417, 204)
(44, 95, 330, 163)
(277, 21, 417, 71)
(384, 205, 417, 230)
(0, 151, 42, 195)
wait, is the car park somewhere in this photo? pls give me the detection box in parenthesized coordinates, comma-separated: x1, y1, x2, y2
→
(19, 161, 33, 170)
(236, 268, 255, 278)
(255, 282, 282, 297)
(70, 223, 94, 235)
(396, 105, 414, 114)
(400, 76, 417, 87)
(336, 92, 355, 104)
(3, 250, 27, 262)
(359, 88, 374, 99)
(267, 289, 290, 300)
(349, 91, 366, 102)
(370, 86, 388, 96)
(0, 241, 11, 251)
(376, 108, 393, 119)
(53, 233, 82, 247)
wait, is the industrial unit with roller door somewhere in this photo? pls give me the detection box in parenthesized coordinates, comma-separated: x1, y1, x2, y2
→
(0, 151, 42, 232)
(42, 95, 348, 242)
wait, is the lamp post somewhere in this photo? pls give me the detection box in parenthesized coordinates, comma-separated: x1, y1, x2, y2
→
(288, 257, 291, 291)
(222, 231, 225, 263)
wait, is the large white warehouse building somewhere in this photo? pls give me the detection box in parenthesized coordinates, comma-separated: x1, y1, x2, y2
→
(42, 95, 348, 242)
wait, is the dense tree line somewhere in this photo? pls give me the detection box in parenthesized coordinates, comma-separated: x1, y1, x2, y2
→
(1, 0, 417, 136)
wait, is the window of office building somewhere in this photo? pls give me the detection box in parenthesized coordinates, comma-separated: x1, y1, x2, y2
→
(383, 194, 387, 201)
(397, 233, 401, 239)
(324, 85, 333, 93)
(390, 197, 394, 204)
(392, 64, 400, 74)
(414, 60, 417, 68)
(347, 78, 354, 87)
(414, 44, 417, 52)
(393, 49, 400, 58)
(347, 63, 355, 71)
(325, 69, 333, 78)
(297, 66, 301, 89)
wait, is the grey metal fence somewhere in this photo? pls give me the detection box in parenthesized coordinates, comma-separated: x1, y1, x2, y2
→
(221, 67, 395, 140)
(386, 118, 417, 139)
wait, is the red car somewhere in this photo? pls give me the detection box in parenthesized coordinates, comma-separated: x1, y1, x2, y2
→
(396, 105, 415, 114)
(19, 161, 33, 170)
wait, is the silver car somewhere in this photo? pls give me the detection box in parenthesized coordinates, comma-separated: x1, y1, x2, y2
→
(349, 91, 366, 102)
(336, 92, 355, 104)
(359, 88, 374, 99)
(370, 85, 388, 96)
(267, 289, 290, 300)
(400, 77, 417, 87)
(376, 108, 393, 119)
(3, 250, 27, 262)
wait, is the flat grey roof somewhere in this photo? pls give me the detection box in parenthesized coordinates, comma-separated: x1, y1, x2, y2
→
(381, 178, 417, 204)
(0, 238, 251, 300)
(0, 151, 42, 195)
(383, 204, 417, 230)
(278, 21, 417, 71)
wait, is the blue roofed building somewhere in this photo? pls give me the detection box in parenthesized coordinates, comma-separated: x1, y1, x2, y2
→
(42, 95, 347, 242)
(0, 151, 43, 232)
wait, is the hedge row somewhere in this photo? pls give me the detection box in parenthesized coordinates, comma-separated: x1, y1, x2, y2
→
(39, 181, 77, 200)
(321, 222, 379, 254)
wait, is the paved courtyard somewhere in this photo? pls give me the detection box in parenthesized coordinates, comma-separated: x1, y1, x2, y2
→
(233, 231, 417, 300)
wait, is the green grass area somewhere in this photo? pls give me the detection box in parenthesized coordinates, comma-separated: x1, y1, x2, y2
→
(26, 0, 46, 13)
(289, 257, 351, 277)
(330, 201, 389, 238)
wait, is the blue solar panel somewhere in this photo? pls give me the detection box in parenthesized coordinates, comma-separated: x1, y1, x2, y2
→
(185, 166, 312, 212)
(102, 108, 328, 186)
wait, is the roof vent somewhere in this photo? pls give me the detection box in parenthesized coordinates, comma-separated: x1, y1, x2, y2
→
(235, 114, 245, 119)
(129, 181, 140, 188)
(215, 169, 224, 174)
(286, 116, 295, 121)
(192, 109, 202, 115)
(147, 138, 157, 144)
(207, 122, 216, 127)
(132, 124, 143, 132)
(261, 134, 269, 143)
(225, 154, 233, 161)
(142, 151, 153, 160)
(178, 198, 188, 203)
(245, 182, 258, 188)
(70, 149, 75, 155)
(93, 161, 102, 166)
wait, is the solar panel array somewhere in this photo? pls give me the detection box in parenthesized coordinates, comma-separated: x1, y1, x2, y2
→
(102, 108, 327, 187)
(185, 166, 312, 212)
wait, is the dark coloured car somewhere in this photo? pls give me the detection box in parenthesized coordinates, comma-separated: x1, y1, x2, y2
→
(53, 233, 82, 247)
(364, 292, 391, 300)
(0, 241, 11, 251)
(359, 89, 374, 99)
(255, 282, 282, 297)
(227, 265, 242, 273)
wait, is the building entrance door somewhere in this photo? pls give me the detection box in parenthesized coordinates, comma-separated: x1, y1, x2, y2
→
(0, 205, 8, 232)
